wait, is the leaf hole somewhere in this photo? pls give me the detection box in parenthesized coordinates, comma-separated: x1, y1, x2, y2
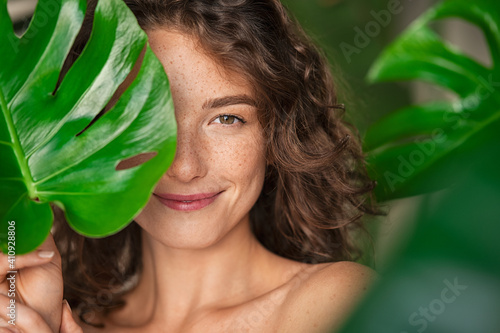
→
(74, 46, 146, 137)
(7, 0, 36, 36)
(409, 81, 458, 105)
(75, 108, 105, 137)
(53, 0, 98, 95)
(429, 18, 493, 68)
(101, 46, 146, 111)
(116, 152, 158, 171)
(76, 46, 146, 137)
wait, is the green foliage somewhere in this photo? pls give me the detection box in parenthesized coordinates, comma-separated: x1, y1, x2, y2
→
(283, 0, 413, 134)
(338, 0, 500, 332)
(364, 0, 500, 201)
(0, 0, 176, 254)
(339, 143, 500, 333)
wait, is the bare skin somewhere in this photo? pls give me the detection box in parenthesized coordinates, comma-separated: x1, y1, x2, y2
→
(0, 235, 79, 333)
(78, 226, 374, 333)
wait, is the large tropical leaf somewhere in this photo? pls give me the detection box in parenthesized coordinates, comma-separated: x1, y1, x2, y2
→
(336, 1, 500, 332)
(0, 0, 176, 254)
(364, 0, 500, 201)
(338, 140, 500, 333)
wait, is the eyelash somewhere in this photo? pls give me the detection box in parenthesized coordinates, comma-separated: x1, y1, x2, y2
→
(212, 114, 246, 125)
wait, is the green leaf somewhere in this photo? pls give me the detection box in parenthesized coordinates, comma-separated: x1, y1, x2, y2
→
(338, 138, 500, 333)
(364, 0, 500, 201)
(0, 0, 176, 254)
(339, 1, 500, 332)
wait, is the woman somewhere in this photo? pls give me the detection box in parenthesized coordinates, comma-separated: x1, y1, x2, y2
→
(0, 0, 377, 332)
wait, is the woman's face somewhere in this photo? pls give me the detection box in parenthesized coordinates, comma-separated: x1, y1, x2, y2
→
(134, 30, 267, 249)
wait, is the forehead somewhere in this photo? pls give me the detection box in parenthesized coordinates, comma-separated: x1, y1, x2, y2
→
(146, 29, 254, 104)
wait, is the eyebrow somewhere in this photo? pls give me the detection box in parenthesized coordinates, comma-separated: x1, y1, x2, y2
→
(202, 94, 257, 110)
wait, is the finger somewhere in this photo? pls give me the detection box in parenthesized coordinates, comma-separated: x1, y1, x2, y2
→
(0, 322, 21, 333)
(0, 250, 54, 279)
(34, 233, 62, 266)
(0, 328, 21, 333)
(60, 300, 83, 333)
(0, 233, 60, 276)
(0, 294, 52, 333)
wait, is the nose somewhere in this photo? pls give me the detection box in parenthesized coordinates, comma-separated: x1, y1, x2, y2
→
(166, 124, 206, 182)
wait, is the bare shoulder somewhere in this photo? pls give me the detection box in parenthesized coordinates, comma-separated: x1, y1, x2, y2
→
(276, 261, 376, 333)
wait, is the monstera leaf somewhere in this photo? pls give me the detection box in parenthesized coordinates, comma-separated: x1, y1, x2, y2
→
(363, 0, 500, 201)
(0, 0, 176, 254)
(338, 142, 500, 333)
(336, 1, 500, 332)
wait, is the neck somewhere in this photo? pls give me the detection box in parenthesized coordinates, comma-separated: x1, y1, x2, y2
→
(111, 216, 287, 328)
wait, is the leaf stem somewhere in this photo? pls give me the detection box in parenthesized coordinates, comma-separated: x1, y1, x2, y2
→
(0, 90, 36, 198)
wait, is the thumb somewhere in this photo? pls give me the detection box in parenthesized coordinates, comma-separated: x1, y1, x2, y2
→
(60, 300, 83, 333)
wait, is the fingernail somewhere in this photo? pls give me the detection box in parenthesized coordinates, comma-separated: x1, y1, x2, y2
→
(63, 299, 72, 313)
(37, 250, 55, 258)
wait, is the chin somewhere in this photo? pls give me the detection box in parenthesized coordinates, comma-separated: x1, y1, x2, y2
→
(135, 215, 228, 250)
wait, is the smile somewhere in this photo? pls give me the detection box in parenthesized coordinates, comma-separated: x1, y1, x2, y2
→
(153, 192, 223, 212)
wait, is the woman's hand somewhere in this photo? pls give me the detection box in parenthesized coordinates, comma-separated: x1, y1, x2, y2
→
(0, 233, 81, 332)
(61, 299, 83, 333)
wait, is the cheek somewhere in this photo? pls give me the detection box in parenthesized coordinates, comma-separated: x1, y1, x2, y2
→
(209, 130, 266, 195)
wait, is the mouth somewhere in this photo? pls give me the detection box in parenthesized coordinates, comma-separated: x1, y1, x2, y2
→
(153, 191, 223, 211)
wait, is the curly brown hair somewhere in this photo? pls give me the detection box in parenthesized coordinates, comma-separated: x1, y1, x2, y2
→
(54, 0, 378, 326)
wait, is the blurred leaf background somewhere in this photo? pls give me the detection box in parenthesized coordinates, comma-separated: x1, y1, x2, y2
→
(283, 0, 500, 332)
(281, 0, 496, 256)
(282, 0, 434, 133)
(283, 1, 500, 332)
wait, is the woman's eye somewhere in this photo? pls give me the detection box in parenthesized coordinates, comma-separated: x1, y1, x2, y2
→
(213, 115, 243, 125)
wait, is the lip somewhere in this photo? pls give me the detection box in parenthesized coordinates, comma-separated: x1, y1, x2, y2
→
(153, 191, 223, 211)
